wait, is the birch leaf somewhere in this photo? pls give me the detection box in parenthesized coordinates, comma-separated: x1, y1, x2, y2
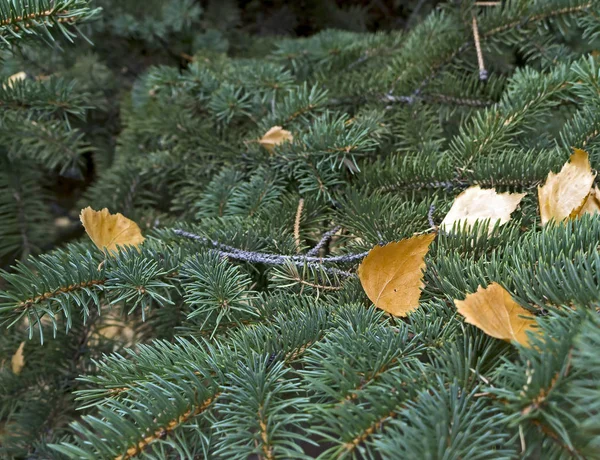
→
(358, 233, 435, 317)
(3, 71, 26, 89)
(11, 342, 25, 375)
(80, 207, 145, 254)
(538, 148, 596, 225)
(259, 126, 293, 152)
(579, 186, 600, 216)
(455, 283, 537, 347)
(441, 186, 526, 234)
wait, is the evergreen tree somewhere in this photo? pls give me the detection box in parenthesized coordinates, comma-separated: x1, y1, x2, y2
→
(1, 0, 600, 458)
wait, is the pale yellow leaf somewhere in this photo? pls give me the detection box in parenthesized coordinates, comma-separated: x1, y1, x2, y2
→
(3, 71, 26, 89)
(538, 148, 596, 225)
(259, 126, 293, 152)
(80, 207, 145, 254)
(358, 233, 435, 317)
(455, 283, 537, 347)
(441, 186, 526, 234)
(89, 310, 137, 350)
(11, 342, 25, 375)
(578, 186, 600, 217)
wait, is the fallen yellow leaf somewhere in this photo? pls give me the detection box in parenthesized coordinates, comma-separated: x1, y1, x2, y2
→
(358, 233, 435, 317)
(11, 342, 25, 375)
(3, 71, 26, 89)
(259, 126, 293, 152)
(441, 186, 526, 234)
(80, 207, 145, 254)
(89, 310, 137, 350)
(538, 148, 596, 225)
(579, 186, 600, 217)
(455, 283, 537, 347)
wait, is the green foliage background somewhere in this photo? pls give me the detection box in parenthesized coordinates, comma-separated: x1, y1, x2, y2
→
(1, 0, 600, 459)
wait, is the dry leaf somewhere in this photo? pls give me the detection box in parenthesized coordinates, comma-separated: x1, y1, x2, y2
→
(11, 342, 25, 375)
(3, 71, 26, 89)
(538, 148, 596, 225)
(579, 186, 600, 216)
(441, 186, 526, 234)
(358, 233, 435, 317)
(89, 310, 137, 350)
(80, 207, 145, 254)
(455, 283, 537, 347)
(259, 126, 293, 152)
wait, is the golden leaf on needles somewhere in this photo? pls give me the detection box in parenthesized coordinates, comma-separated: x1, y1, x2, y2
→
(259, 126, 293, 152)
(11, 342, 25, 375)
(579, 186, 600, 217)
(455, 283, 537, 347)
(538, 148, 596, 225)
(3, 71, 26, 89)
(358, 233, 435, 317)
(441, 186, 526, 234)
(80, 207, 145, 254)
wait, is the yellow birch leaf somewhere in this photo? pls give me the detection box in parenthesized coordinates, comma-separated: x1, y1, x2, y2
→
(259, 126, 293, 152)
(454, 283, 537, 347)
(441, 186, 526, 234)
(3, 71, 26, 89)
(80, 207, 145, 254)
(11, 342, 25, 375)
(578, 186, 600, 217)
(538, 148, 596, 225)
(358, 233, 435, 317)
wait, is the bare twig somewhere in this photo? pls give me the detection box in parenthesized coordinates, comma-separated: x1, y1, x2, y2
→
(294, 198, 304, 253)
(472, 14, 488, 80)
(173, 229, 365, 277)
(307, 226, 341, 257)
(427, 205, 437, 230)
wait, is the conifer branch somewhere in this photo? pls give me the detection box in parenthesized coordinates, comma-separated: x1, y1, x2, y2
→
(391, 1, 592, 100)
(114, 393, 220, 460)
(16, 278, 105, 312)
(343, 411, 396, 454)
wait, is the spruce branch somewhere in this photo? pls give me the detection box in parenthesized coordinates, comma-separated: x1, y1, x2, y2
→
(113, 393, 220, 460)
(0, 0, 100, 47)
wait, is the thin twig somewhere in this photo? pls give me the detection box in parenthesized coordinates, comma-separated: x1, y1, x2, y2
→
(472, 14, 488, 81)
(307, 226, 341, 257)
(406, 0, 428, 28)
(427, 205, 437, 230)
(173, 229, 365, 277)
(294, 198, 304, 253)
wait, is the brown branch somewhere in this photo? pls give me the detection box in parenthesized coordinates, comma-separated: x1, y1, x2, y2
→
(294, 198, 304, 253)
(472, 14, 488, 80)
(0, 8, 58, 26)
(285, 104, 316, 124)
(258, 405, 274, 460)
(342, 410, 396, 456)
(114, 393, 220, 460)
(292, 276, 343, 292)
(520, 351, 580, 456)
(483, 2, 592, 37)
(582, 127, 600, 147)
(17, 279, 106, 311)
